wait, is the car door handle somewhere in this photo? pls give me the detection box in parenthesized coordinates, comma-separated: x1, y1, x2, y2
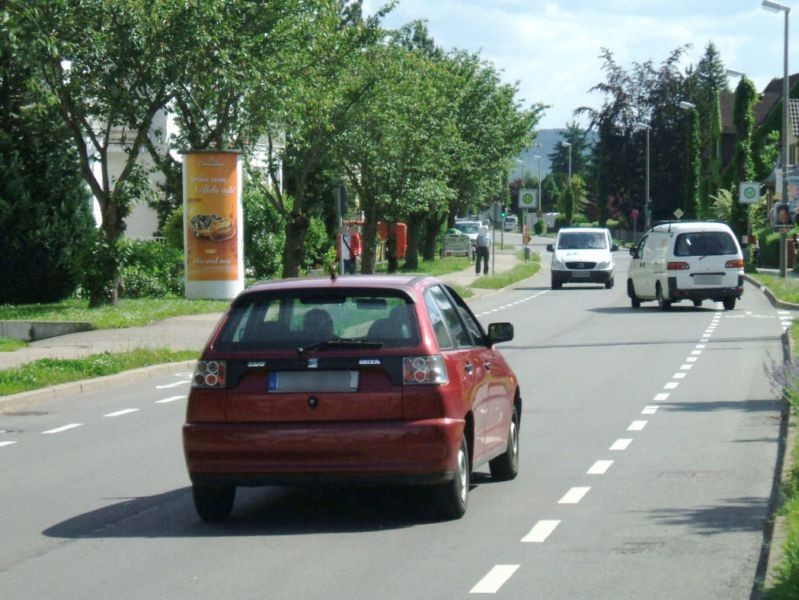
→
(464, 362, 475, 375)
(484, 361, 493, 371)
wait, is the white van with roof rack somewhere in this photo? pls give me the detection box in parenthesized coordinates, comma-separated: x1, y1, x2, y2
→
(627, 221, 744, 310)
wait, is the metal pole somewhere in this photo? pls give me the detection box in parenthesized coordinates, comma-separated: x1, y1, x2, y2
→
(781, 7, 790, 278)
(537, 155, 543, 219)
(645, 127, 651, 230)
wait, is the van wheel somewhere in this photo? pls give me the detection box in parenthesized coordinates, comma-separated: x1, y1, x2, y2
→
(605, 277, 614, 290)
(551, 278, 562, 290)
(693, 300, 703, 308)
(628, 280, 641, 308)
(656, 284, 671, 311)
(723, 297, 736, 310)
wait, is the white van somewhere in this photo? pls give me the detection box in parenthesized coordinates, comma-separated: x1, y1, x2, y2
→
(627, 221, 744, 310)
(546, 227, 617, 289)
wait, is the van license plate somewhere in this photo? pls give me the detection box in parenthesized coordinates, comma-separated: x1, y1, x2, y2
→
(693, 274, 722, 286)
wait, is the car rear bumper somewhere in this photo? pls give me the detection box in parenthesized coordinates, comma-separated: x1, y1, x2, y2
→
(183, 418, 465, 487)
(667, 276, 744, 301)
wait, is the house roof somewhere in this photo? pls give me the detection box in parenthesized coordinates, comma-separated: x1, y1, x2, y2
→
(720, 88, 781, 134)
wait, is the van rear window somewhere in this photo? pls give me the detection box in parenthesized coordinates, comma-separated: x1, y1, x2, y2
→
(673, 232, 737, 257)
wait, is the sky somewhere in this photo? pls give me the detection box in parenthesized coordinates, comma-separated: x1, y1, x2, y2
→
(363, 0, 795, 130)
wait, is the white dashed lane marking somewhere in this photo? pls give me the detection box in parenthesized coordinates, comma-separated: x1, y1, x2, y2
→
(587, 460, 614, 475)
(0, 441, 17, 448)
(470, 565, 520, 594)
(156, 380, 190, 390)
(42, 423, 82, 434)
(642, 406, 659, 415)
(522, 520, 561, 543)
(627, 420, 647, 431)
(104, 408, 139, 418)
(559, 486, 591, 504)
(156, 395, 186, 404)
(610, 439, 632, 451)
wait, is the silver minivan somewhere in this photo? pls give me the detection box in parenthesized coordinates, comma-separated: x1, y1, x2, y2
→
(627, 221, 744, 310)
(547, 227, 617, 289)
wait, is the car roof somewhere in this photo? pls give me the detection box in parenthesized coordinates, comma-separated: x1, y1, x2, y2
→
(650, 221, 733, 234)
(243, 274, 440, 297)
(557, 227, 609, 234)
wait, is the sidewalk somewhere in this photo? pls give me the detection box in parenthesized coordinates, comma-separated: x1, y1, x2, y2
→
(0, 247, 526, 373)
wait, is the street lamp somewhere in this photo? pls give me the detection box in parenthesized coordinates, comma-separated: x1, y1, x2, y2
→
(763, 0, 790, 277)
(634, 123, 651, 231)
(678, 100, 696, 110)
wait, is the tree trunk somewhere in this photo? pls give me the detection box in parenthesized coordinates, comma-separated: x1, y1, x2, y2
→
(404, 213, 423, 270)
(422, 213, 443, 261)
(88, 200, 125, 307)
(360, 204, 378, 274)
(281, 211, 310, 278)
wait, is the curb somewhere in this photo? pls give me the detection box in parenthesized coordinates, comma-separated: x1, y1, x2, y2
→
(744, 273, 799, 311)
(0, 360, 197, 413)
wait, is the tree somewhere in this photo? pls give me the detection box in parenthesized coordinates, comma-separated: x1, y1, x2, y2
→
(683, 106, 701, 219)
(694, 43, 726, 217)
(0, 3, 95, 303)
(16, 0, 190, 305)
(549, 122, 590, 179)
(729, 75, 758, 237)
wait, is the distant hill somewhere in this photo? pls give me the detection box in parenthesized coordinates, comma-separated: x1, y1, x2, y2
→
(513, 128, 596, 181)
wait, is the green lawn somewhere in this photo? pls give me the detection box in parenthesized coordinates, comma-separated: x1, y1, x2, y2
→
(750, 273, 799, 305)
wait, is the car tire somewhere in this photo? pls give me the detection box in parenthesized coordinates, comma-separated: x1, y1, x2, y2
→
(628, 280, 641, 308)
(656, 284, 671, 311)
(551, 278, 562, 290)
(489, 407, 519, 481)
(605, 277, 614, 290)
(693, 299, 703, 308)
(723, 297, 736, 310)
(434, 436, 469, 520)
(193, 484, 236, 522)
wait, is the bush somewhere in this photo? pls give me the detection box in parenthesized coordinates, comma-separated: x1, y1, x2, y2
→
(244, 184, 285, 280)
(571, 213, 588, 226)
(606, 218, 621, 231)
(162, 206, 184, 251)
(533, 220, 544, 235)
(119, 240, 183, 298)
(554, 214, 568, 231)
(757, 229, 784, 268)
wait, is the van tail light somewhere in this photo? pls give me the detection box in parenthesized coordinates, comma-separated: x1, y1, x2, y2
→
(726, 259, 745, 268)
(667, 261, 690, 270)
(403, 355, 449, 385)
(193, 360, 227, 388)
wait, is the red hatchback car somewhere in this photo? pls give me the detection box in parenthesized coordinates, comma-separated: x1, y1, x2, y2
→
(183, 274, 520, 521)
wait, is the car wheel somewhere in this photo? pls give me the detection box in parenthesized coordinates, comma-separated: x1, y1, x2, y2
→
(723, 297, 736, 310)
(605, 277, 614, 290)
(193, 484, 236, 522)
(551, 278, 562, 290)
(434, 436, 470, 520)
(628, 280, 640, 308)
(656, 284, 671, 311)
(693, 299, 703, 308)
(489, 407, 519, 481)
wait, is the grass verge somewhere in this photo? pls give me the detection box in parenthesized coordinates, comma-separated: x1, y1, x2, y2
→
(470, 252, 541, 290)
(0, 348, 198, 396)
(750, 273, 799, 305)
(0, 338, 26, 352)
(0, 297, 229, 329)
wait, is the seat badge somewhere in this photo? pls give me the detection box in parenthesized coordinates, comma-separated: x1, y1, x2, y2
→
(308, 358, 319, 369)
(359, 359, 381, 365)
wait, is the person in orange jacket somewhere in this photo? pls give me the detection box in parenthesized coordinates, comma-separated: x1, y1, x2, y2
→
(336, 224, 361, 274)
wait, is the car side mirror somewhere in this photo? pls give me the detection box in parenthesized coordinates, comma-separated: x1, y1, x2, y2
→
(487, 322, 514, 345)
(611, 244, 619, 252)
(629, 247, 639, 259)
(546, 243, 554, 252)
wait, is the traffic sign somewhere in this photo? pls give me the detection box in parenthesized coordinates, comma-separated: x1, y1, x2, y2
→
(519, 188, 538, 209)
(674, 208, 684, 220)
(739, 181, 760, 205)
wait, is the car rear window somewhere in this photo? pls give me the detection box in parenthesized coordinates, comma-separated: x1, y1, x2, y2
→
(673, 232, 738, 257)
(214, 288, 420, 351)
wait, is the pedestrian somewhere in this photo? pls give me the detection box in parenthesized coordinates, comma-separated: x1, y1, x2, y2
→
(337, 224, 361, 275)
(475, 225, 490, 275)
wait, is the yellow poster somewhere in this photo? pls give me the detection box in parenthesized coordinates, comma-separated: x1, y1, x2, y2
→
(184, 153, 239, 281)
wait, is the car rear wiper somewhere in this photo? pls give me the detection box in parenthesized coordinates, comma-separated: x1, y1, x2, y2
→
(297, 338, 384, 354)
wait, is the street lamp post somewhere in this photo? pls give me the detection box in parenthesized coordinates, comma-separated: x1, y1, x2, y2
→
(532, 154, 543, 219)
(763, 0, 790, 277)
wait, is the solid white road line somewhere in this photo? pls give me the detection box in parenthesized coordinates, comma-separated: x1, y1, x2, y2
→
(587, 460, 614, 475)
(104, 408, 139, 418)
(0, 441, 17, 448)
(156, 395, 186, 404)
(559, 486, 591, 504)
(627, 420, 647, 431)
(42, 423, 82, 434)
(642, 405, 659, 415)
(470, 565, 520, 594)
(522, 520, 561, 543)
(610, 438, 632, 451)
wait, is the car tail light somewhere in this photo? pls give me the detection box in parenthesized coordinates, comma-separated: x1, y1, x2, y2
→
(667, 261, 690, 270)
(725, 259, 745, 268)
(403, 355, 449, 385)
(193, 360, 226, 388)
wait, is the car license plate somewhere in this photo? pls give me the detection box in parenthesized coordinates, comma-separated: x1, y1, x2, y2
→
(572, 270, 590, 278)
(693, 274, 722, 286)
(268, 371, 359, 393)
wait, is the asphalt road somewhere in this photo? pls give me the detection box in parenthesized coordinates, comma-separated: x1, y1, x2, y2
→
(0, 250, 788, 599)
